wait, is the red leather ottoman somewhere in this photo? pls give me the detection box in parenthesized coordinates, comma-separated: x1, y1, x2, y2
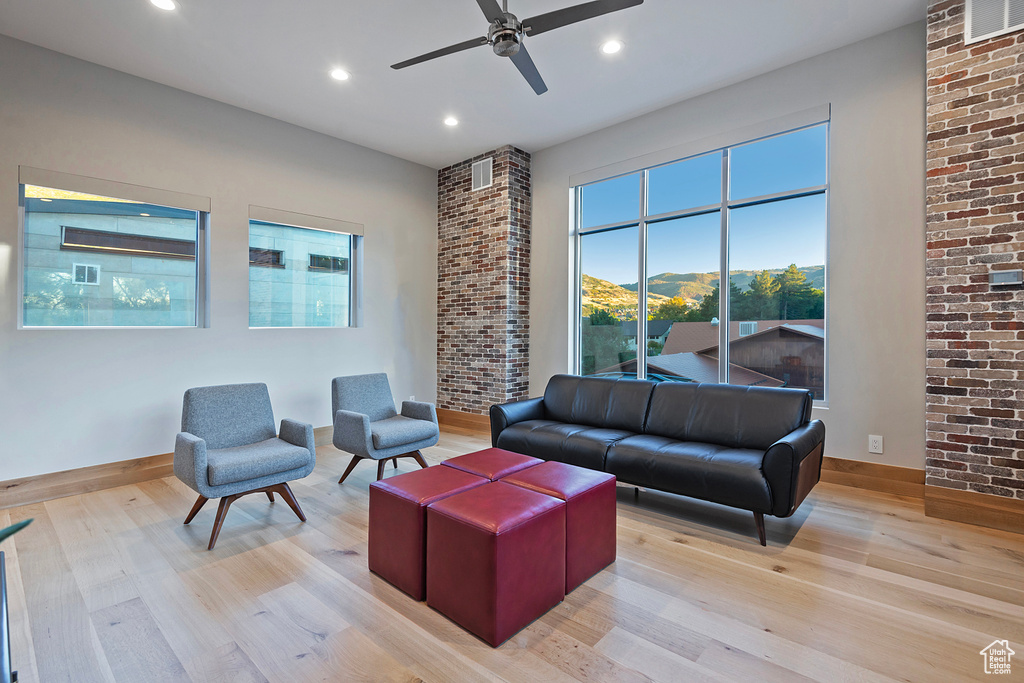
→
(426, 481, 565, 647)
(369, 466, 489, 600)
(503, 461, 617, 593)
(441, 447, 541, 481)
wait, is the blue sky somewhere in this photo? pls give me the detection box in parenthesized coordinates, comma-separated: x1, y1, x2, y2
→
(580, 125, 827, 286)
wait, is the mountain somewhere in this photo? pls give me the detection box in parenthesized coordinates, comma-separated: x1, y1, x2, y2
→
(581, 274, 667, 318)
(619, 266, 825, 305)
(622, 272, 719, 305)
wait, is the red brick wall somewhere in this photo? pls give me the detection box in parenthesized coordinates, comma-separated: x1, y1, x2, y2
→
(437, 146, 531, 414)
(926, 1, 1024, 499)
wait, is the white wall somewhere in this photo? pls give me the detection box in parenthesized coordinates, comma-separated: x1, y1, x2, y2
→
(0, 36, 438, 480)
(530, 22, 927, 469)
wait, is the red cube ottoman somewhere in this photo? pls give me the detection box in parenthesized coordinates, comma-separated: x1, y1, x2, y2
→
(441, 447, 541, 481)
(368, 466, 489, 600)
(503, 461, 617, 593)
(426, 481, 565, 647)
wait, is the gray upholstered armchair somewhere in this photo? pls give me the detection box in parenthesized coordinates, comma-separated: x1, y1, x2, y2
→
(174, 383, 316, 550)
(332, 373, 439, 483)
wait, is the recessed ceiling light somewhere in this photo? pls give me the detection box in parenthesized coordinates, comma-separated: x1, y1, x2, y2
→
(139, 213, 151, 217)
(444, 116, 459, 127)
(39, 198, 52, 202)
(330, 68, 350, 81)
(150, 0, 176, 11)
(601, 40, 623, 55)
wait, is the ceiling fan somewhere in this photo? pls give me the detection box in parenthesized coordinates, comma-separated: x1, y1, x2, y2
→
(391, 0, 644, 95)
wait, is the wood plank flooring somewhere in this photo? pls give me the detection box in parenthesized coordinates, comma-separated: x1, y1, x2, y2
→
(3, 428, 1024, 682)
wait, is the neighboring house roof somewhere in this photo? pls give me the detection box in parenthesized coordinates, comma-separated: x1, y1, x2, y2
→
(620, 320, 673, 338)
(662, 319, 824, 355)
(599, 351, 784, 387)
(695, 323, 825, 354)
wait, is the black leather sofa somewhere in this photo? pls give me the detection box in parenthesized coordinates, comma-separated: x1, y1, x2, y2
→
(490, 374, 825, 545)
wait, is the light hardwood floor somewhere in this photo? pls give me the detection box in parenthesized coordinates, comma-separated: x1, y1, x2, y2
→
(4, 428, 1024, 682)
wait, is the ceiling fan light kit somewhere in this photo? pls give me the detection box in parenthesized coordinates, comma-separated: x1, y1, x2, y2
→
(391, 0, 644, 95)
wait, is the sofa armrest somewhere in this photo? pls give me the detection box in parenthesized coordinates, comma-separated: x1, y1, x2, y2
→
(762, 420, 826, 517)
(333, 409, 373, 456)
(174, 432, 207, 492)
(489, 397, 545, 447)
(401, 400, 438, 424)
(280, 418, 316, 459)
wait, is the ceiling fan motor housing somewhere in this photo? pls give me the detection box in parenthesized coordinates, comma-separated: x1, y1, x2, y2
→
(489, 13, 522, 57)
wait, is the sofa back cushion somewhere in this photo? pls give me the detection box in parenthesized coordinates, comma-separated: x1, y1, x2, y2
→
(645, 382, 812, 450)
(543, 374, 654, 433)
(181, 383, 277, 450)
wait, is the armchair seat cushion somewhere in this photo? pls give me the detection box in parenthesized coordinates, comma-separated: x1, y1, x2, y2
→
(495, 420, 633, 472)
(371, 415, 440, 450)
(207, 438, 313, 487)
(605, 435, 771, 512)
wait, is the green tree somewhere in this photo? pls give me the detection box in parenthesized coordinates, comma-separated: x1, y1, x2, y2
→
(650, 296, 691, 322)
(746, 269, 780, 320)
(581, 310, 630, 374)
(773, 264, 821, 320)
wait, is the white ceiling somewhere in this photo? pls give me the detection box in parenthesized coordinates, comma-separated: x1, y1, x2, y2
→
(0, 1, 924, 169)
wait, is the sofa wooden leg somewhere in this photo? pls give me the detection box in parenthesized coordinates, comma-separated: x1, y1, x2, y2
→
(208, 495, 238, 550)
(275, 483, 306, 522)
(376, 460, 386, 481)
(634, 487, 639, 501)
(754, 512, 767, 546)
(184, 495, 208, 524)
(338, 455, 363, 484)
(266, 491, 275, 503)
(411, 450, 428, 469)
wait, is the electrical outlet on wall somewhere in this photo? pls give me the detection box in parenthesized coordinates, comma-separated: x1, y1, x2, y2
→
(868, 435, 883, 454)
(409, 395, 415, 401)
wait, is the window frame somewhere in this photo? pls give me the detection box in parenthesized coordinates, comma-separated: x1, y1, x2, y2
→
(247, 205, 363, 330)
(17, 167, 211, 330)
(573, 121, 830, 404)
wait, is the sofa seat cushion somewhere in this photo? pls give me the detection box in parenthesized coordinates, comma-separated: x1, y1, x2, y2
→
(606, 435, 772, 512)
(371, 415, 439, 450)
(207, 438, 312, 487)
(495, 420, 634, 471)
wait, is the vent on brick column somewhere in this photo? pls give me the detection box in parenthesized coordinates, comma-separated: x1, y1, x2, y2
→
(967, 0, 1024, 43)
(472, 158, 493, 191)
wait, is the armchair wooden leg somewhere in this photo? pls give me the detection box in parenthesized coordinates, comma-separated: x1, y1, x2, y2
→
(411, 450, 428, 469)
(393, 458, 399, 469)
(184, 495, 208, 525)
(274, 483, 306, 522)
(754, 512, 767, 547)
(267, 491, 275, 503)
(209, 495, 239, 550)
(376, 460, 386, 481)
(338, 455, 364, 484)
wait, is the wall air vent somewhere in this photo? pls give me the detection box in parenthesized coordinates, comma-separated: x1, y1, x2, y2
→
(739, 321, 757, 337)
(966, 0, 1024, 44)
(73, 263, 100, 286)
(472, 157, 493, 191)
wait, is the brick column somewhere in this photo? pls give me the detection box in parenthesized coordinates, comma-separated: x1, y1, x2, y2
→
(926, 2, 1024, 508)
(437, 146, 531, 416)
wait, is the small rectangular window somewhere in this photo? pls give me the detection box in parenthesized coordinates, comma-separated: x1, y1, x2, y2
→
(21, 183, 203, 328)
(249, 219, 355, 328)
(249, 248, 284, 268)
(308, 254, 349, 273)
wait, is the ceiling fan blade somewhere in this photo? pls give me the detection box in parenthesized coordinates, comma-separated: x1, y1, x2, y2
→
(523, 0, 644, 37)
(475, 0, 505, 23)
(510, 45, 548, 95)
(391, 36, 489, 70)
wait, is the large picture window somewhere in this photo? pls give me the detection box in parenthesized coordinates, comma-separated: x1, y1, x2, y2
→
(21, 181, 205, 328)
(248, 209, 361, 328)
(575, 123, 828, 400)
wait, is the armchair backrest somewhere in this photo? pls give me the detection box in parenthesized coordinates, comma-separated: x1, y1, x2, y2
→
(332, 373, 397, 423)
(181, 383, 277, 450)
